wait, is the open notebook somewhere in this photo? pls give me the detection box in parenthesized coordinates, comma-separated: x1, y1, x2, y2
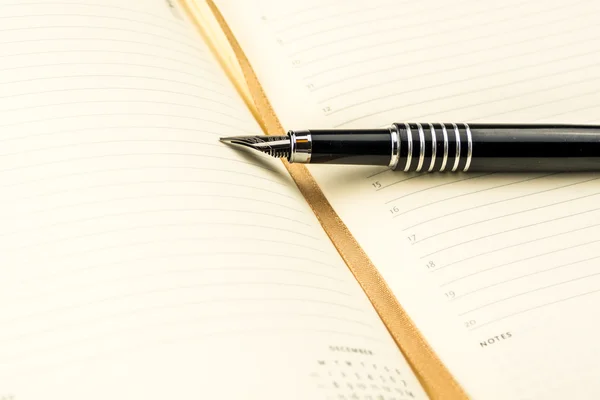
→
(1, 0, 599, 399)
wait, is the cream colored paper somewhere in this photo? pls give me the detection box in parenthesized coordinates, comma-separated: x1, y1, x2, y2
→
(0, 1, 427, 399)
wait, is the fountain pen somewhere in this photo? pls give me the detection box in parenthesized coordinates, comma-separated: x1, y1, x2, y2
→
(220, 122, 600, 172)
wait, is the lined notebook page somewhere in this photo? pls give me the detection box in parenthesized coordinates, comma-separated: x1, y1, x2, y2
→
(0, 1, 428, 399)
(214, 0, 600, 398)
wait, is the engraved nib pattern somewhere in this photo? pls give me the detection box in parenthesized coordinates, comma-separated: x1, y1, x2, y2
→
(219, 135, 291, 158)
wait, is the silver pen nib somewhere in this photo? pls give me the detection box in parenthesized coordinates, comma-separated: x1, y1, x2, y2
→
(219, 135, 291, 159)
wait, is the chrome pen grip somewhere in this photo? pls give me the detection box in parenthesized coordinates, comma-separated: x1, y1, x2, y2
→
(389, 122, 471, 172)
(389, 122, 600, 172)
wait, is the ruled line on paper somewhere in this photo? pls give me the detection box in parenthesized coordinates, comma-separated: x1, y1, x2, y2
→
(14, 179, 300, 205)
(17, 191, 302, 216)
(417, 191, 600, 244)
(467, 89, 600, 122)
(397, 175, 553, 223)
(469, 287, 600, 330)
(265, 2, 326, 22)
(0, 112, 244, 133)
(2, 230, 329, 262)
(4, 327, 389, 376)
(0, 100, 250, 125)
(386, 173, 494, 200)
(0, 24, 203, 54)
(0, 88, 240, 113)
(365, 168, 389, 179)
(0, 109, 245, 128)
(458, 270, 600, 316)
(2, 327, 386, 370)
(0, 50, 216, 75)
(270, 0, 401, 34)
(3, 192, 318, 231)
(0, 166, 292, 196)
(1, 139, 223, 157)
(9, 260, 342, 290)
(533, 103, 600, 122)
(4, 279, 356, 313)
(4, 265, 352, 318)
(400, 174, 588, 228)
(0, 303, 371, 341)
(376, 173, 429, 191)
(1, 11, 195, 36)
(450, 253, 600, 300)
(0, 59, 217, 77)
(1, 280, 357, 326)
(0, 15, 200, 47)
(0, 75, 237, 102)
(0, 207, 317, 240)
(421, 206, 600, 258)
(0, 1, 193, 23)
(0, 37, 210, 62)
(5, 237, 336, 271)
(0, 153, 281, 174)
(9, 251, 344, 290)
(438, 224, 600, 283)
(1, 327, 386, 375)
(0, 306, 374, 344)
(3, 221, 324, 255)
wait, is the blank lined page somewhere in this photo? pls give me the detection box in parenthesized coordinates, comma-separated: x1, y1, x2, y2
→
(0, 1, 427, 399)
(214, 0, 600, 398)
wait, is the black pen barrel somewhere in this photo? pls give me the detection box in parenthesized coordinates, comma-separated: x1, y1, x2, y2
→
(290, 123, 600, 172)
(457, 123, 600, 172)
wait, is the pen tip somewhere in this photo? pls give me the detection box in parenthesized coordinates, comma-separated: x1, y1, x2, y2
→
(217, 135, 291, 159)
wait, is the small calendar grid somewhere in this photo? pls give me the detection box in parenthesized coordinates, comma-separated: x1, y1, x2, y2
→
(310, 358, 418, 400)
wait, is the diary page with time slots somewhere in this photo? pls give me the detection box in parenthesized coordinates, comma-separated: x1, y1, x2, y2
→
(214, 0, 600, 398)
(0, 1, 428, 399)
